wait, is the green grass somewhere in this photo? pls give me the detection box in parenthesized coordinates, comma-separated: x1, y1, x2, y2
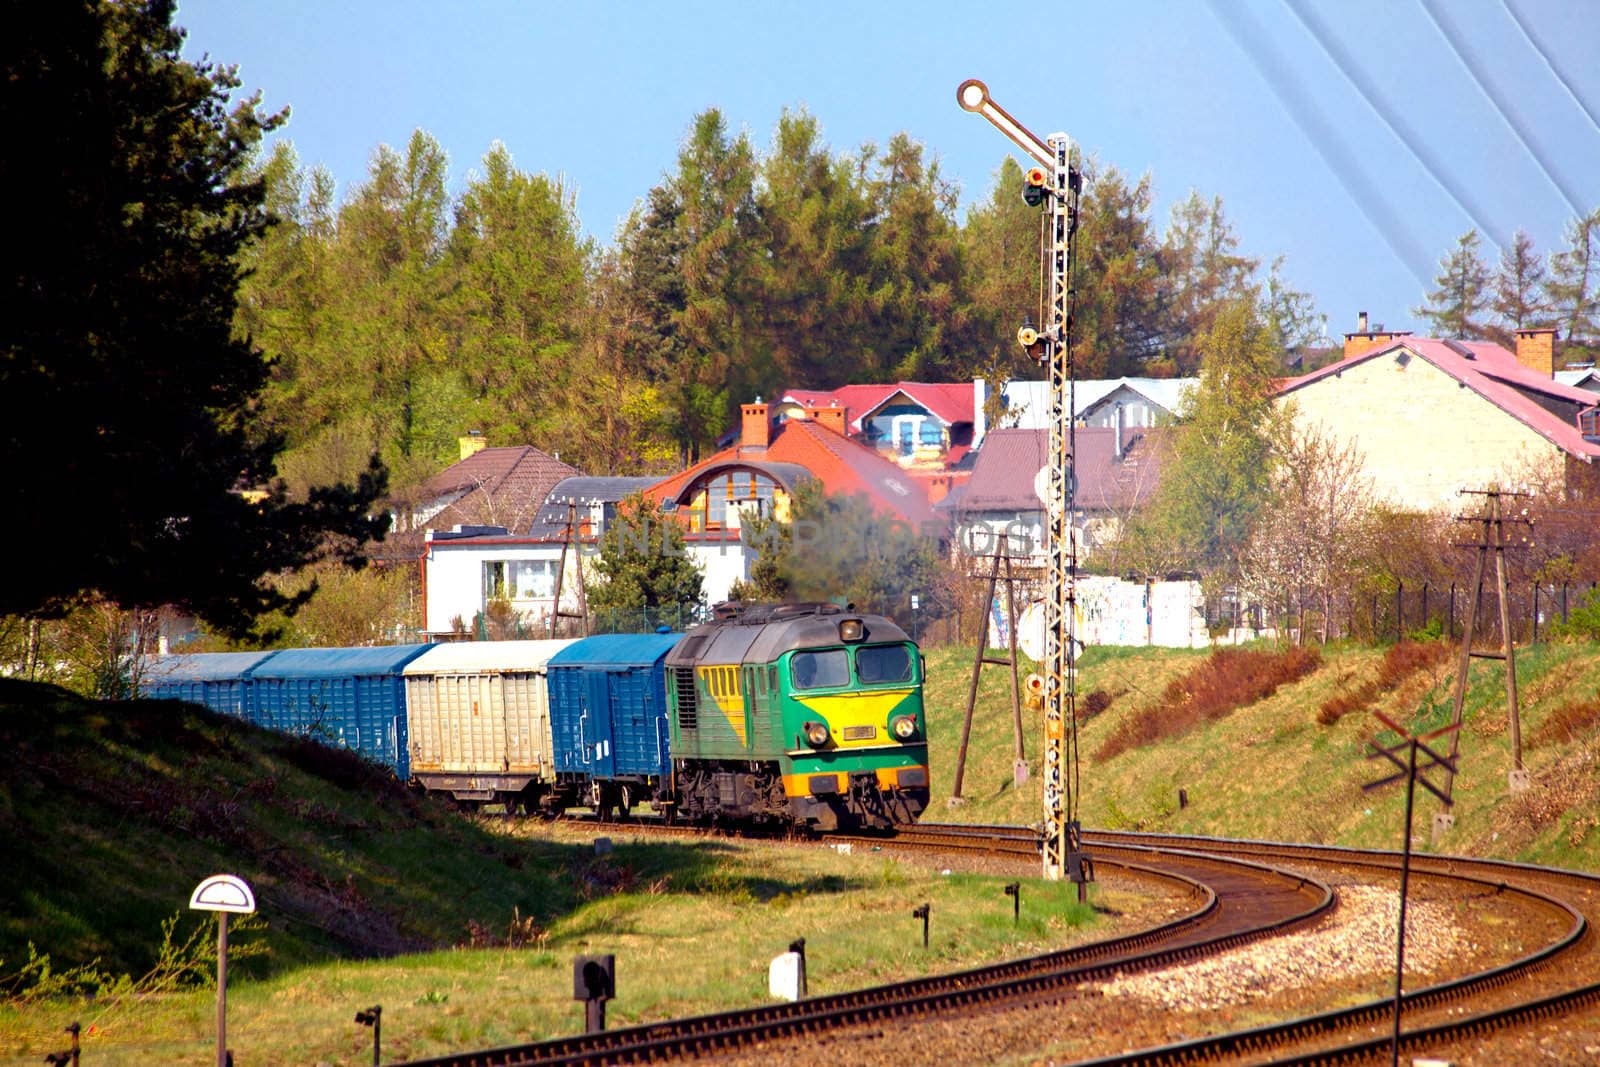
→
(924, 636, 1600, 869)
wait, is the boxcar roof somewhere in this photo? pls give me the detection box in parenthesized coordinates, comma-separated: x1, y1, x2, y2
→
(142, 650, 279, 683)
(247, 644, 433, 678)
(548, 633, 682, 668)
(403, 639, 578, 675)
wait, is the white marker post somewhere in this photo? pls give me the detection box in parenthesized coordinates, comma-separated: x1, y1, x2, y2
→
(189, 875, 256, 1067)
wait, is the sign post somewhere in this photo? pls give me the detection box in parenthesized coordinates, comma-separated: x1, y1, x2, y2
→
(189, 875, 256, 1067)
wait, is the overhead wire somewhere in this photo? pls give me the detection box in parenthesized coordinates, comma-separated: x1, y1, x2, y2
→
(1418, 0, 1588, 219)
(1281, 0, 1513, 252)
(1201, 0, 1433, 289)
(1499, 0, 1600, 144)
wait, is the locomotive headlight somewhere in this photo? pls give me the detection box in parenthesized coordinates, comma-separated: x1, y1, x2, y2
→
(891, 715, 918, 740)
(803, 721, 831, 747)
(838, 618, 864, 642)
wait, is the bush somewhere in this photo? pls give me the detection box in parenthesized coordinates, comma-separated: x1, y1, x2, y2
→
(1096, 646, 1321, 761)
(1551, 587, 1600, 640)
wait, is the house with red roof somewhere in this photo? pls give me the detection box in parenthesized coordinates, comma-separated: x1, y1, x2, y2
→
(391, 434, 579, 547)
(772, 381, 976, 473)
(645, 400, 947, 603)
(1279, 325, 1600, 511)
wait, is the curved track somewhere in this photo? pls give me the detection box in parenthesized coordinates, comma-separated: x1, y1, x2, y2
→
(393, 824, 1337, 1066)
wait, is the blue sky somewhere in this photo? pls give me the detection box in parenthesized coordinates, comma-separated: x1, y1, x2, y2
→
(177, 0, 1600, 343)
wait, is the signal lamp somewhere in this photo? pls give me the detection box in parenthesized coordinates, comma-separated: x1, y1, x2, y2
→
(1017, 324, 1039, 348)
(1022, 167, 1048, 207)
(891, 715, 918, 740)
(803, 721, 830, 747)
(838, 618, 865, 642)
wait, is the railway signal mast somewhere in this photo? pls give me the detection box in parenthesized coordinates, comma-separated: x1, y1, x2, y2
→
(957, 80, 1091, 888)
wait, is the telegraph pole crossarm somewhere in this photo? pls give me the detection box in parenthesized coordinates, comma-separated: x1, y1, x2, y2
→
(1363, 712, 1458, 1067)
(958, 78, 1090, 890)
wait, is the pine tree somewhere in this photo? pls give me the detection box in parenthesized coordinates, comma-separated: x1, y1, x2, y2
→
(1, 0, 387, 633)
(1490, 229, 1550, 343)
(1071, 165, 1170, 377)
(1413, 230, 1493, 339)
(1545, 208, 1600, 344)
(1162, 191, 1259, 372)
(961, 156, 1045, 393)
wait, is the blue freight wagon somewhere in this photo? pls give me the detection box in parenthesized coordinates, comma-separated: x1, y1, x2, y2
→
(547, 633, 682, 817)
(247, 645, 432, 779)
(139, 651, 282, 720)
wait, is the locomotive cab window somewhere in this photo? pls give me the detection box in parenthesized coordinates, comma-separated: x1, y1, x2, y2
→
(856, 644, 913, 684)
(791, 649, 849, 689)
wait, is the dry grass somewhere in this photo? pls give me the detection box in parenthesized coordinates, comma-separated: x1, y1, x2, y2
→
(1531, 698, 1600, 749)
(1316, 640, 1451, 726)
(1077, 689, 1119, 722)
(1094, 646, 1321, 762)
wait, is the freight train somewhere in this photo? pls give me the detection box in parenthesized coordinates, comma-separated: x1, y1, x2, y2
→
(140, 603, 928, 832)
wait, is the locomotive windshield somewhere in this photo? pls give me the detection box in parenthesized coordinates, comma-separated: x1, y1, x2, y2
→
(855, 644, 913, 684)
(791, 649, 850, 689)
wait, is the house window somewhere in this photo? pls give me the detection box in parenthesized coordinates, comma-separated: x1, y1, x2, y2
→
(483, 561, 507, 601)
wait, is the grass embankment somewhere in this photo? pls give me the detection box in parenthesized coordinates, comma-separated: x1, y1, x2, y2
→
(925, 637, 1600, 871)
(0, 679, 1111, 1065)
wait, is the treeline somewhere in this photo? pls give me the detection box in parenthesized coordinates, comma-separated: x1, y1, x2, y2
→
(238, 109, 1332, 493)
(1414, 219, 1600, 346)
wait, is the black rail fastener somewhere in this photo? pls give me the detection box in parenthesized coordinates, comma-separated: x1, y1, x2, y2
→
(354, 1004, 381, 1066)
(574, 954, 615, 1033)
(1004, 882, 1020, 924)
(788, 938, 808, 997)
(42, 1021, 80, 1067)
(912, 903, 931, 948)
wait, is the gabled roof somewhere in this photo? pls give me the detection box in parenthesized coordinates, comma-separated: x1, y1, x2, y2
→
(414, 446, 581, 534)
(1281, 338, 1600, 461)
(647, 418, 943, 529)
(959, 427, 1170, 514)
(780, 381, 974, 433)
(982, 376, 1197, 429)
(1557, 366, 1600, 392)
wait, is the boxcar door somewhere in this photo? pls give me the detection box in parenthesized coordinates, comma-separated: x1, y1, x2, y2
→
(584, 671, 616, 778)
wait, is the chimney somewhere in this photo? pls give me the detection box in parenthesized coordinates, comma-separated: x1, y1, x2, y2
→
(808, 404, 848, 437)
(458, 430, 487, 461)
(1514, 327, 1556, 378)
(1341, 310, 1413, 362)
(740, 399, 771, 450)
(1113, 403, 1125, 461)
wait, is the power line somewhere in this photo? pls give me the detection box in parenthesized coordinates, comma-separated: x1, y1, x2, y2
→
(1203, 0, 1433, 289)
(1282, 0, 1513, 252)
(1419, 0, 1588, 219)
(1499, 0, 1600, 153)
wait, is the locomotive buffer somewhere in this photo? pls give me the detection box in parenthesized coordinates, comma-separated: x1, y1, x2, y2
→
(959, 79, 1093, 890)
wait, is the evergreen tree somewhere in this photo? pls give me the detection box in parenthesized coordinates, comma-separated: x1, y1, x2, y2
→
(1490, 229, 1550, 342)
(586, 494, 704, 621)
(961, 156, 1045, 397)
(752, 108, 873, 391)
(1545, 208, 1600, 345)
(1264, 256, 1325, 368)
(1413, 230, 1493, 339)
(1071, 164, 1170, 377)
(1, 0, 387, 633)
(1161, 191, 1259, 372)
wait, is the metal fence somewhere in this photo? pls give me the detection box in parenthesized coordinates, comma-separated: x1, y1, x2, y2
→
(1205, 580, 1600, 645)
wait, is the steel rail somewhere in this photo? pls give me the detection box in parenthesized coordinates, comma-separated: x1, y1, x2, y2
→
(392, 837, 1331, 1067)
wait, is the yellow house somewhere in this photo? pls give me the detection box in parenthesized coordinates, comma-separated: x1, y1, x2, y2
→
(1278, 326, 1600, 511)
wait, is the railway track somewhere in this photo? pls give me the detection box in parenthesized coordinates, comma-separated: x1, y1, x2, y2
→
(391, 823, 1344, 1066)
(394, 820, 1600, 1064)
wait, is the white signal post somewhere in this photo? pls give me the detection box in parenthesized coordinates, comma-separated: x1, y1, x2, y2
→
(958, 79, 1091, 888)
(190, 874, 256, 1067)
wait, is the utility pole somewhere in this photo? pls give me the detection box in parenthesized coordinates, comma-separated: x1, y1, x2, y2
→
(958, 80, 1091, 890)
(1442, 487, 1530, 816)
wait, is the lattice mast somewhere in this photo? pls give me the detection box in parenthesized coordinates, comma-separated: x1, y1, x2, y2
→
(958, 80, 1090, 885)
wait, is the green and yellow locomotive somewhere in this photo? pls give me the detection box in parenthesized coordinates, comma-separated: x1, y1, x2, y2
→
(663, 602, 929, 831)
